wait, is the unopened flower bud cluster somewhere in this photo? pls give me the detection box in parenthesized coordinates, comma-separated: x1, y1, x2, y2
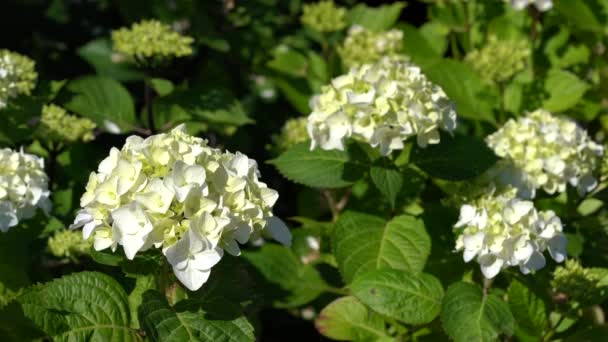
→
(486, 109, 603, 198)
(339, 26, 406, 69)
(112, 20, 194, 60)
(71, 125, 291, 291)
(0, 148, 51, 232)
(273, 117, 309, 151)
(0, 50, 37, 109)
(48, 229, 92, 260)
(551, 260, 608, 307)
(41, 104, 97, 143)
(465, 36, 530, 84)
(300, 0, 347, 33)
(455, 188, 566, 279)
(506, 0, 553, 12)
(307, 57, 457, 155)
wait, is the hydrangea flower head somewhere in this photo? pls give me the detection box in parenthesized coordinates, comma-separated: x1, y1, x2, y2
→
(272, 117, 309, 151)
(338, 26, 406, 69)
(70, 125, 291, 291)
(0, 50, 37, 109)
(112, 20, 194, 61)
(455, 188, 566, 278)
(0, 148, 51, 232)
(486, 109, 603, 198)
(307, 57, 457, 155)
(41, 104, 96, 143)
(465, 36, 530, 84)
(300, 0, 347, 32)
(507, 0, 552, 11)
(551, 260, 608, 307)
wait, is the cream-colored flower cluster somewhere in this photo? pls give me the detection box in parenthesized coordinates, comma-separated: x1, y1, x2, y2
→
(465, 36, 530, 84)
(41, 104, 96, 143)
(273, 117, 309, 151)
(112, 20, 194, 60)
(486, 109, 603, 198)
(70, 125, 291, 291)
(507, 0, 552, 11)
(338, 25, 405, 69)
(300, 0, 347, 32)
(455, 188, 566, 279)
(307, 57, 457, 155)
(0, 50, 37, 109)
(0, 148, 51, 232)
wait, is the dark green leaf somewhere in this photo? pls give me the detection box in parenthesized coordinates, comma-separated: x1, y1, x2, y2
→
(508, 280, 548, 337)
(370, 160, 404, 208)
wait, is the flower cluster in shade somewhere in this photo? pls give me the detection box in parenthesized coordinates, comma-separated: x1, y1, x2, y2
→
(455, 188, 566, 279)
(112, 20, 194, 61)
(338, 25, 406, 69)
(551, 260, 608, 307)
(486, 109, 603, 199)
(272, 117, 309, 151)
(0, 148, 51, 232)
(300, 0, 347, 32)
(307, 57, 457, 156)
(70, 125, 291, 291)
(48, 229, 92, 260)
(41, 104, 96, 143)
(506, 0, 552, 11)
(0, 50, 37, 109)
(465, 36, 530, 84)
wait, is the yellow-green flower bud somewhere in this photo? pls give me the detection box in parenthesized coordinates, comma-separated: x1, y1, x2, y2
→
(0, 50, 37, 109)
(48, 229, 92, 260)
(41, 104, 96, 143)
(112, 20, 194, 61)
(300, 0, 347, 33)
(338, 26, 406, 68)
(272, 117, 309, 151)
(465, 36, 530, 84)
(551, 260, 608, 307)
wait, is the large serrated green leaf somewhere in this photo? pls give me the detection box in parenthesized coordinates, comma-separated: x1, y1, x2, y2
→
(350, 269, 443, 325)
(269, 142, 367, 188)
(333, 212, 431, 284)
(18, 271, 141, 341)
(542, 69, 589, 112)
(347, 2, 406, 32)
(138, 291, 254, 342)
(315, 296, 389, 341)
(508, 280, 548, 338)
(442, 282, 515, 342)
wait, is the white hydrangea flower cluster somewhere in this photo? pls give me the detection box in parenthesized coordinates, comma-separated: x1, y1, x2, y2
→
(486, 109, 603, 199)
(455, 188, 566, 279)
(70, 125, 291, 291)
(0, 148, 51, 232)
(506, 0, 552, 11)
(307, 57, 457, 156)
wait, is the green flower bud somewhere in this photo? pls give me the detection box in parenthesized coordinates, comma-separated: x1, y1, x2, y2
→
(272, 117, 309, 151)
(551, 260, 608, 308)
(338, 26, 407, 68)
(300, 0, 347, 33)
(112, 20, 194, 62)
(465, 36, 530, 84)
(47, 229, 92, 260)
(0, 50, 37, 109)
(41, 104, 97, 143)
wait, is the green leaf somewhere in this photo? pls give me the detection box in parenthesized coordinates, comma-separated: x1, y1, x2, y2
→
(564, 326, 608, 342)
(397, 23, 443, 68)
(77, 38, 143, 82)
(423, 59, 497, 123)
(333, 212, 431, 284)
(269, 142, 368, 188)
(138, 291, 254, 342)
(0, 228, 35, 290)
(273, 76, 313, 114)
(268, 46, 309, 78)
(508, 280, 548, 337)
(0, 302, 45, 341)
(128, 275, 156, 329)
(18, 271, 141, 341)
(370, 160, 404, 208)
(350, 269, 443, 325)
(441, 282, 515, 342)
(542, 69, 589, 112)
(554, 0, 603, 32)
(410, 134, 498, 181)
(61, 75, 136, 132)
(348, 2, 406, 32)
(243, 244, 328, 308)
(149, 78, 174, 97)
(315, 296, 389, 341)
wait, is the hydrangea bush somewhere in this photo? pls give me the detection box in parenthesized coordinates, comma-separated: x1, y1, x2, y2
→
(2, 1, 608, 341)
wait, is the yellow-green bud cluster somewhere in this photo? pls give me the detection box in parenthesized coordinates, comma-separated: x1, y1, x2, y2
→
(551, 260, 608, 307)
(0, 50, 37, 109)
(41, 104, 96, 143)
(273, 117, 309, 151)
(465, 36, 530, 84)
(338, 26, 406, 69)
(300, 0, 347, 33)
(48, 229, 92, 259)
(112, 20, 194, 60)
(486, 109, 603, 198)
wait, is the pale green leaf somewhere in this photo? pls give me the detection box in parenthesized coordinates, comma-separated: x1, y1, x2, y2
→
(315, 296, 389, 341)
(543, 69, 589, 112)
(149, 78, 174, 97)
(348, 2, 406, 32)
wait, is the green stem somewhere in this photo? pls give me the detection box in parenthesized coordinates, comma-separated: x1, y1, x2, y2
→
(324, 286, 350, 296)
(144, 77, 156, 134)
